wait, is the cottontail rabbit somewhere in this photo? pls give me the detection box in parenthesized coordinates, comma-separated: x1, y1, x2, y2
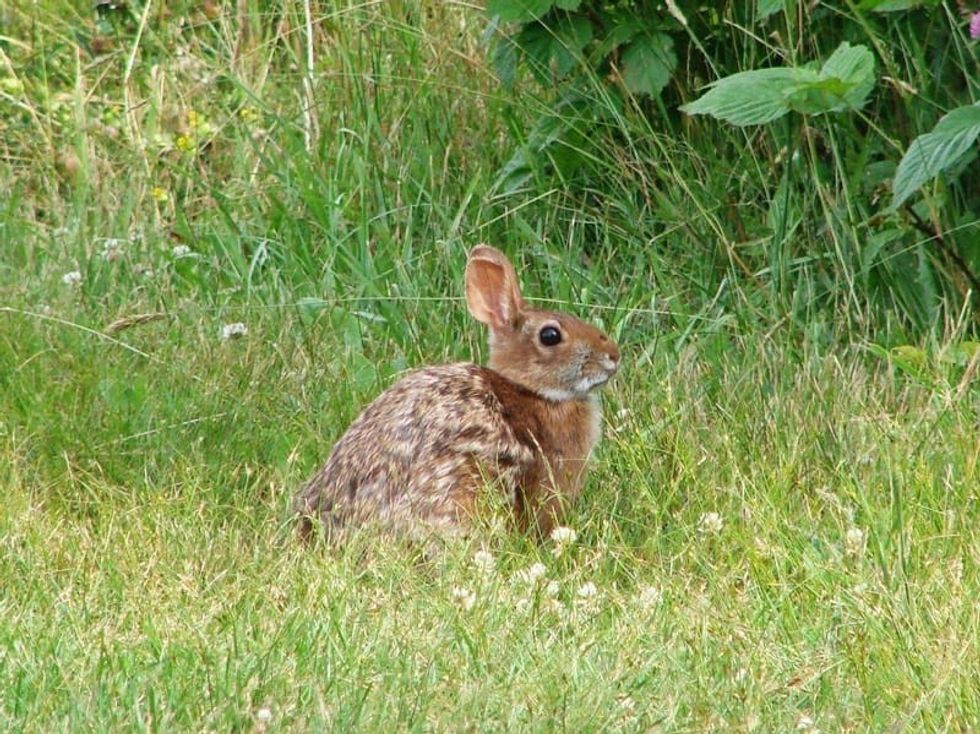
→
(294, 245, 620, 542)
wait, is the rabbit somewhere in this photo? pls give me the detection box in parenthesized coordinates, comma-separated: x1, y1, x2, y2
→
(293, 244, 620, 543)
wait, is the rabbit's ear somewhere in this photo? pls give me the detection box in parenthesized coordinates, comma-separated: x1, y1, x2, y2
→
(465, 245, 526, 330)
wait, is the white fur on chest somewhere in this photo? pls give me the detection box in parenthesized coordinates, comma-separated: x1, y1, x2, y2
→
(585, 394, 602, 457)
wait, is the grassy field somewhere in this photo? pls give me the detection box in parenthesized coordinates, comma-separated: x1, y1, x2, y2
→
(2, 2, 979, 731)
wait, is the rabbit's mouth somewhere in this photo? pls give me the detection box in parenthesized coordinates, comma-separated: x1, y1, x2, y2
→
(574, 371, 614, 394)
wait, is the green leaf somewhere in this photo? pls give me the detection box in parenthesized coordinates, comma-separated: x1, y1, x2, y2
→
(891, 103, 980, 209)
(786, 77, 853, 115)
(621, 33, 677, 97)
(552, 15, 594, 77)
(515, 22, 554, 84)
(491, 38, 519, 90)
(818, 41, 875, 110)
(680, 67, 818, 126)
(486, 0, 555, 23)
(681, 42, 875, 126)
(858, 0, 939, 11)
(554, 0, 582, 8)
(757, 0, 784, 19)
(593, 12, 642, 59)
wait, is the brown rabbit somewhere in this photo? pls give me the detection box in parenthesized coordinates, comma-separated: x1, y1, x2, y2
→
(294, 245, 620, 542)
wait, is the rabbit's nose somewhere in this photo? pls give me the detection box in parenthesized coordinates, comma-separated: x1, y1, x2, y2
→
(607, 344, 620, 366)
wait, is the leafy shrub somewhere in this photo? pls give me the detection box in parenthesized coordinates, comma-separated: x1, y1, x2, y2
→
(485, 0, 979, 338)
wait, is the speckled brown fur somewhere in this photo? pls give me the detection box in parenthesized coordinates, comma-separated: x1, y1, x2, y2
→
(294, 245, 620, 543)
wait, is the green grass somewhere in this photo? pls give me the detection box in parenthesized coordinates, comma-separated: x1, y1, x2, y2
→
(1, 2, 979, 731)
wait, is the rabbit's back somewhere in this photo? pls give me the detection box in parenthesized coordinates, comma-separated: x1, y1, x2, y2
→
(294, 363, 535, 540)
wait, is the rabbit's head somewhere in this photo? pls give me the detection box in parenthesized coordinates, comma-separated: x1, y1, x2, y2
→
(465, 245, 620, 401)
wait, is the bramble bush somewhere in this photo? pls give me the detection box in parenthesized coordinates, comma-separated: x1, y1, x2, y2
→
(485, 0, 979, 339)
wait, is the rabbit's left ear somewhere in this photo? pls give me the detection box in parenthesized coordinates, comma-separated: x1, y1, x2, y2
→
(465, 245, 525, 330)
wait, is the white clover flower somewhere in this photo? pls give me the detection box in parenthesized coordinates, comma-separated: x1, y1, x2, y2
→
(516, 562, 547, 585)
(576, 581, 598, 599)
(171, 244, 192, 258)
(844, 527, 865, 557)
(100, 238, 125, 261)
(544, 580, 560, 598)
(451, 586, 476, 611)
(550, 526, 577, 544)
(221, 322, 248, 340)
(61, 270, 82, 286)
(698, 511, 723, 535)
(635, 584, 662, 610)
(550, 525, 577, 557)
(472, 549, 496, 576)
(256, 707, 272, 723)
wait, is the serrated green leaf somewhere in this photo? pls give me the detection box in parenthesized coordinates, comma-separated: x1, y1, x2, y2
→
(818, 42, 875, 110)
(594, 12, 642, 58)
(491, 37, 518, 89)
(552, 15, 594, 77)
(515, 22, 554, 84)
(891, 103, 980, 209)
(486, 0, 555, 23)
(680, 67, 818, 126)
(681, 42, 873, 125)
(757, 0, 784, 19)
(786, 77, 852, 115)
(621, 33, 677, 97)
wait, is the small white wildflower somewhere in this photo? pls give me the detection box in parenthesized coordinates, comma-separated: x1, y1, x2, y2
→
(575, 581, 600, 614)
(221, 322, 248, 340)
(550, 525, 577, 556)
(472, 549, 496, 576)
(733, 667, 748, 683)
(171, 244, 192, 258)
(635, 584, 662, 610)
(796, 713, 817, 732)
(550, 526, 577, 544)
(100, 238, 125, 261)
(61, 270, 82, 286)
(844, 527, 865, 557)
(516, 562, 547, 585)
(544, 580, 560, 598)
(255, 707, 272, 723)
(451, 586, 476, 611)
(697, 511, 723, 535)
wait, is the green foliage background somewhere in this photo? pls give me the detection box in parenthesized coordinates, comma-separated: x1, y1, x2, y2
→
(0, 1, 978, 730)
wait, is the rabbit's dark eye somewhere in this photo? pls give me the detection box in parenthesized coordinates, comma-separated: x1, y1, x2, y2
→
(539, 326, 562, 346)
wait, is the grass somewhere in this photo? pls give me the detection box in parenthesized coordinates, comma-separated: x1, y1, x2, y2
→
(1, 1, 979, 731)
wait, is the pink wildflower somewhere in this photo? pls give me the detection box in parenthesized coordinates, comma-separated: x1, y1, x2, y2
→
(970, 11, 980, 40)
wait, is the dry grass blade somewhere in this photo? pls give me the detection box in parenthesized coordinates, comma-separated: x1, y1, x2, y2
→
(104, 312, 170, 334)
